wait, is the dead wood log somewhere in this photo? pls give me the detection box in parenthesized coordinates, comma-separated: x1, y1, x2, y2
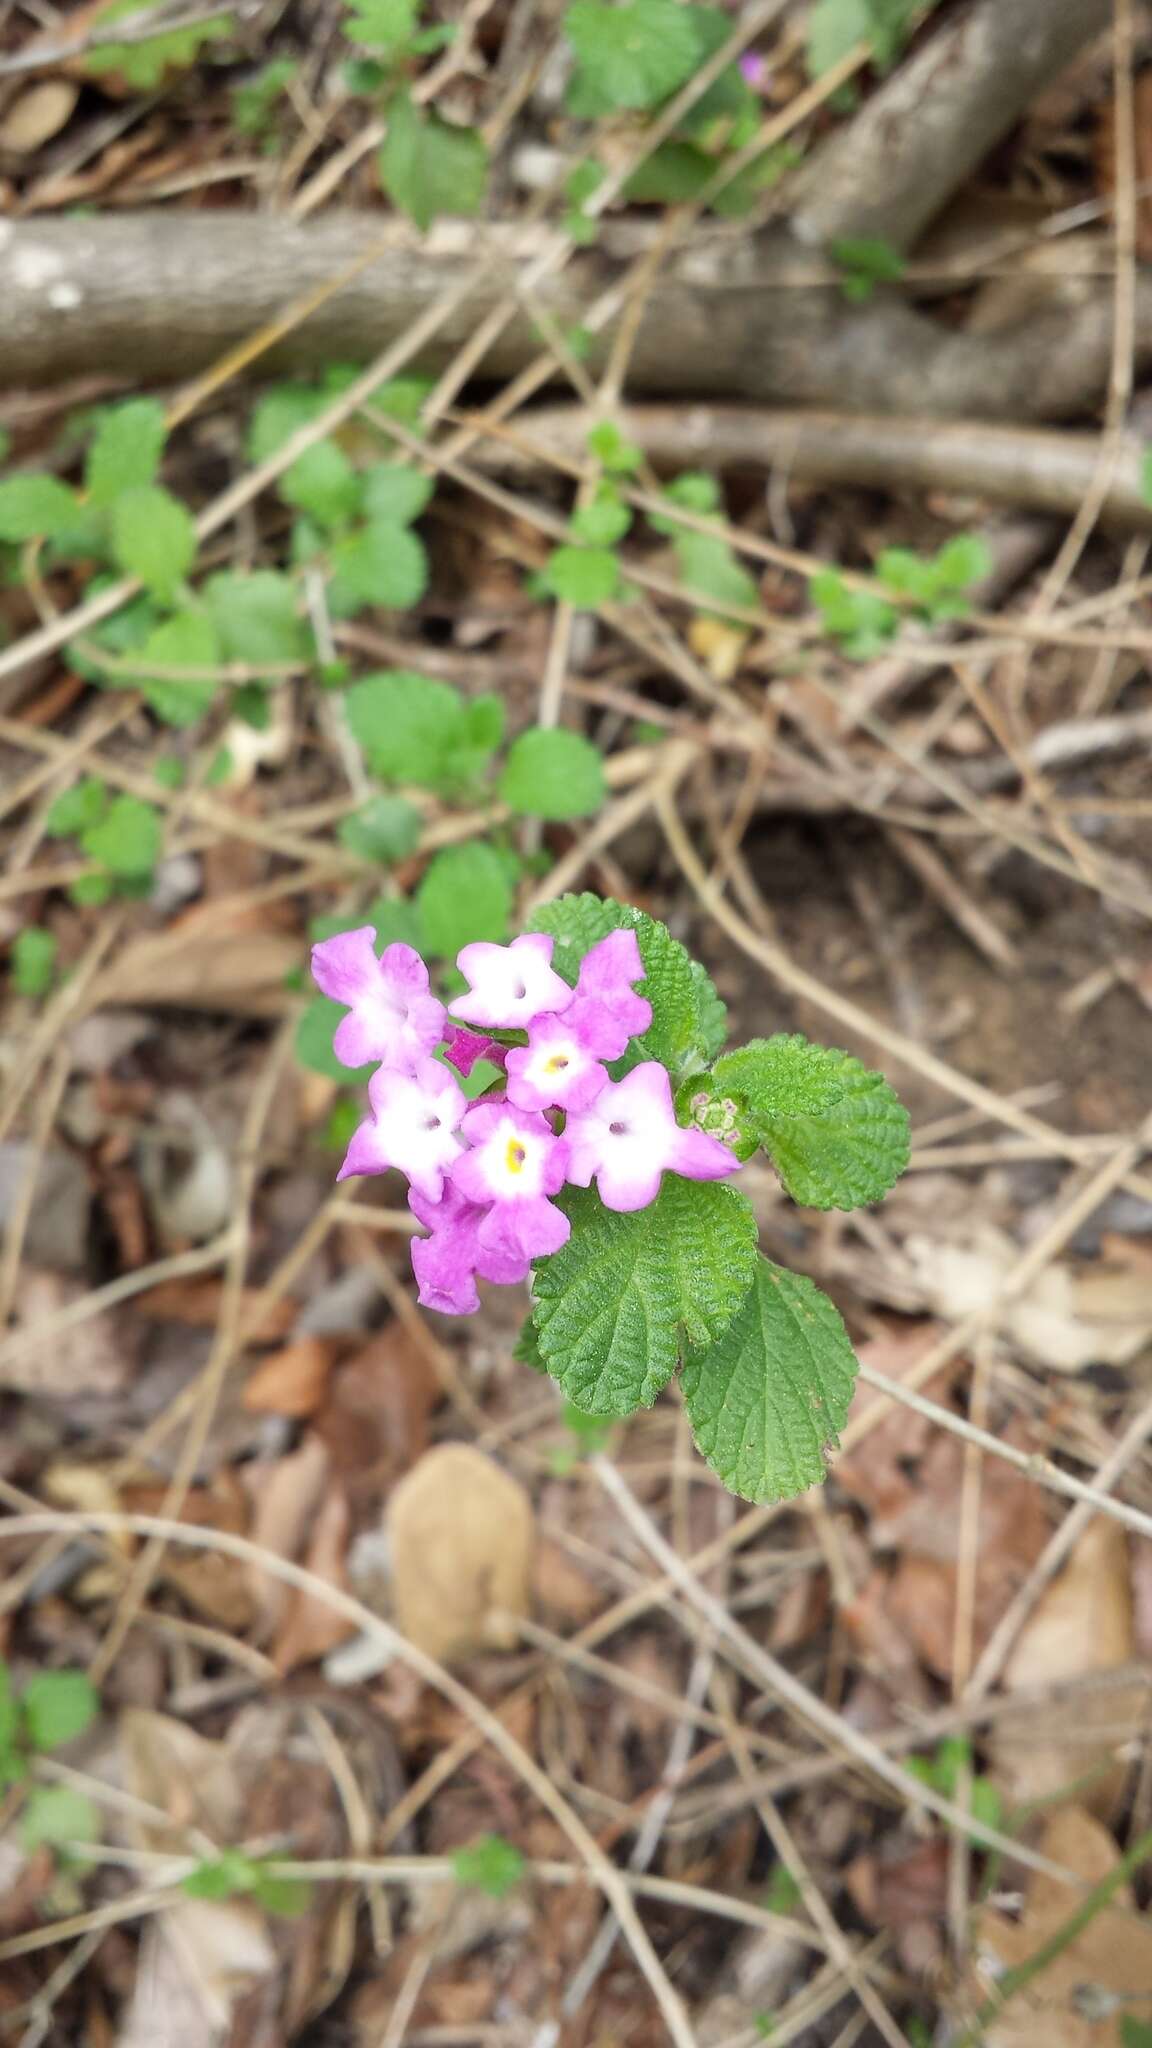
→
(791, 0, 1113, 253)
(471, 404, 1152, 531)
(2, 212, 1151, 422)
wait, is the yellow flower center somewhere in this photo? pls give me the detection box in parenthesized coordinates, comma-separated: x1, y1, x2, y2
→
(545, 1054, 570, 1073)
(505, 1139, 527, 1174)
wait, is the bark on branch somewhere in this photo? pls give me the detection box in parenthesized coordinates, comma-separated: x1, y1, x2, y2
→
(792, 0, 1113, 253)
(2, 213, 1150, 422)
(475, 405, 1152, 531)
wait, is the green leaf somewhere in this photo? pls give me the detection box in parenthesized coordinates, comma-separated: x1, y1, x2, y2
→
(933, 532, 993, 592)
(625, 140, 714, 204)
(22, 1783, 100, 1854)
(183, 1848, 258, 1900)
(247, 382, 331, 463)
(499, 728, 605, 821)
(85, 399, 168, 505)
(674, 530, 758, 613)
(70, 873, 114, 908)
(542, 544, 620, 607)
(763, 1865, 802, 1915)
(20, 1670, 99, 1752)
(380, 92, 488, 231)
(587, 420, 642, 474)
(81, 794, 162, 880)
(830, 235, 905, 301)
(280, 439, 361, 530)
(328, 520, 428, 614)
(688, 957, 727, 1059)
(1121, 2020, 1152, 2048)
(452, 1834, 525, 1898)
(359, 894, 426, 951)
(418, 842, 512, 957)
(296, 994, 374, 1082)
(46, 777, 109, 838)
(252, 1867, 313, 1916)
(11, 927, 58, 999)
(232, 55, 298, 134)
(714, 1035, 909, 1211)
(203, 569, 307, 664)
(0, 474, 81, 543)
(0, 1665, 20, 1757)
(564, 0, 702, 114)
(85, 0, 232, 86)
(110, 485, 196, 603)
(130, 610, 220, 727)
(338, 794, 422, 863)
(810, 568, 899, 659)
(533, 1179, 757, 1416)
(346, 670, 498, 789)
(806, 0, 869, 76)
(681, 1255, 858, 1501)
(362, 463, 434, 526)
(571, 491, 632, 547)
(345, 0, 417, 46)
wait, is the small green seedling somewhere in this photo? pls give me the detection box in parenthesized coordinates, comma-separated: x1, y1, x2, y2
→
(451, 1833, 526, 1898)
(0, 1662, 101, 1856)
(183, 1847, 312, 1916)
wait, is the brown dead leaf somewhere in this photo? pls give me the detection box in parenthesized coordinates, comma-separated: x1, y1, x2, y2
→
(120, 1478, 254, 1631)
(841, 1343, 1050, 1683)
(245, 1433, 332, 1639)
(836, 1318, 953, 1529)
(118, 1903, 276, 2045)
(313, 1326, 440, 1488)
(845, 1835, 949, 1977)
(120, 1710, 243, 1848)
(243, 1336, 339, 1419)
(904, 1228, 1152, 1373)
(964, 1805, 1152, 2048)
(97, 928, 300, 1016)
(993, 1518, 1142, 1820)
(0, 79, 79, 153)
(531, 1535, 603, 1626)
(133, 1276, 298, 1341)
(387, 1445, 533, 1661)
(6, 1270, 137, 1398)
(687, 616, 748, 683)
(273, 1485, 356, 1674)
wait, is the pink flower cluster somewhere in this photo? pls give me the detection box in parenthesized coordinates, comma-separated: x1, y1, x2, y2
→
(311, 926, 740, 1315)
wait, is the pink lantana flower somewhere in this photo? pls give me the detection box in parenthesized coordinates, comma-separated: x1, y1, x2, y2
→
(450, 1101, 571, 1261)
(453, 934, 573, 1031)
(409, 1182, 530, 1316)
(565, 1061, 739, 1212)
(564, 928, 652, 1060)
(311, 928, 446, 1072)
(336, 1056, 465, 1201)
(505, 1012, 608, 1113)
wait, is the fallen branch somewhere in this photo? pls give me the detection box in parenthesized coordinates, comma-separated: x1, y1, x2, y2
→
(2, 213, 1151, 420)
(791, 0, 1113, 252)
(470, 403, 1152, 530)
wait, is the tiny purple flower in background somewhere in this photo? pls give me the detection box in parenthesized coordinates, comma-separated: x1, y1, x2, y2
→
(739, 50, 766, 87)
(409, 1181, 530, 1315)
(311, 928, 446, 1072)
(565, 1061, 739, 1212)
(442, 1025, 504, 1078)
(451, 1100, 571, 1261)
(505, 1012, 608, 1113)
(453, 933, 573, 1030)
(337, 1056, 465, 1200)
(564, 928, 651, 1059)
